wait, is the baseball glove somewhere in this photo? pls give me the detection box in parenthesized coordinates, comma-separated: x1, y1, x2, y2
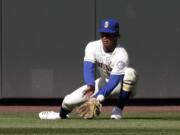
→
(77, 98, 102, 119)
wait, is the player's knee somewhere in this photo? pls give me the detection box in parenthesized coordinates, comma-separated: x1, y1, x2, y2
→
(62, 95, 74, 110)
(122, 67, 137, 92)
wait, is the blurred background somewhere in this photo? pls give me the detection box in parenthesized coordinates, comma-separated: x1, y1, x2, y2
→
(0, 0, 180, 103)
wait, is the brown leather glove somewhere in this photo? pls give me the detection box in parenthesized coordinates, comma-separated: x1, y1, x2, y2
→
(77, 98, 102, 119)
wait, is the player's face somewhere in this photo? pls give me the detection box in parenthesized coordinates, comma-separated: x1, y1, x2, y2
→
(100, 33, 118, 53)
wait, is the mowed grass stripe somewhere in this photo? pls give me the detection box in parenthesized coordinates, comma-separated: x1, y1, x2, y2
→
(0, 112, 180, 135)
(0, 128, 180, 135)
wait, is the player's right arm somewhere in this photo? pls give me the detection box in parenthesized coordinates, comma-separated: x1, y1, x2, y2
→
(83, 42, 96, 97)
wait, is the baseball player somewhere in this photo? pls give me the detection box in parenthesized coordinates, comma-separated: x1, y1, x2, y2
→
(39, 18, 137, 120)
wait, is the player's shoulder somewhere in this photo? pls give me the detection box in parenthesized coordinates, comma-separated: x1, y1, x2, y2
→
(85, 39, 101, 50)
(112, 43, 129, 63)
(115, 43, 128, 55)
(87, 39, 101, 47)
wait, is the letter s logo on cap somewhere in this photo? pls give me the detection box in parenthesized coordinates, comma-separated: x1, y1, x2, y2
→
(104, 21, 109, 28)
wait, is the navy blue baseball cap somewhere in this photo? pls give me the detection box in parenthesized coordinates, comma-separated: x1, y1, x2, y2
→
(98, 19, 119, 35)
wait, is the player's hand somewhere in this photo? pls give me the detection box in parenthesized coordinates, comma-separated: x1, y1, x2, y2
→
(82, 85, 95, 99)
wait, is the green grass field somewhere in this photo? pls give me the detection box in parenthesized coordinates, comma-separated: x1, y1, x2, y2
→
(0, 112, 180, 135)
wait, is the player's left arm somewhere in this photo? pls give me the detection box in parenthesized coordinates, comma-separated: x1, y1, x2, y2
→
(95, 73, 124, 97)
(95, 59, 128, 101)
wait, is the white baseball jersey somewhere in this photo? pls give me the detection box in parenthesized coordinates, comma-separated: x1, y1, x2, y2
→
(84, 39, 129, 79)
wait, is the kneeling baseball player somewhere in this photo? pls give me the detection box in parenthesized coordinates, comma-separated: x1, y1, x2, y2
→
(39, 18, 137, 120)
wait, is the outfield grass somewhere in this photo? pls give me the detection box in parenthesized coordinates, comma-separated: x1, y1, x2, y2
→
(0, 112, 180, 135)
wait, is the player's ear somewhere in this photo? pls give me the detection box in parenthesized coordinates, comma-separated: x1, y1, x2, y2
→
(115, 32, 120, 39)
(118, 34, 121, 39)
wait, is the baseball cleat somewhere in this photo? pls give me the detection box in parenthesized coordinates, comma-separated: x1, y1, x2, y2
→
(39, 111, 61, 120)
(110, 106, 123, 120)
